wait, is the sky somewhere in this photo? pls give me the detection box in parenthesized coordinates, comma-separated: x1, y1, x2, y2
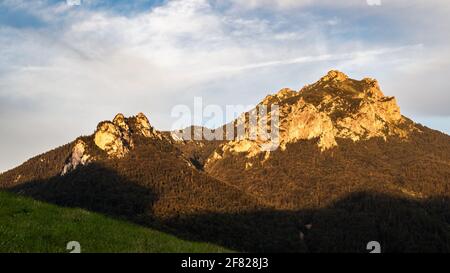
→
(1, 0, 450, 172)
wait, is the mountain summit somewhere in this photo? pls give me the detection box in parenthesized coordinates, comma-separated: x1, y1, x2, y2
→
(207, 70, 417, 166)
(94, 112, 163, 158)
(61, 113, 165, 175)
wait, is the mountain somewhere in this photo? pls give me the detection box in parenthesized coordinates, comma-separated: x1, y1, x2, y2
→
(204, 70, 450, 209)
(1, 70, 450, 252)
(0, 113, 298, 252)
(207, 70, 414, 159)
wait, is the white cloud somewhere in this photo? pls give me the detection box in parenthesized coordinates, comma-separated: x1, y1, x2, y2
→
(227, 0, 374, 10)
(228, 0, 314, 9)
(1, 0, 425, 108)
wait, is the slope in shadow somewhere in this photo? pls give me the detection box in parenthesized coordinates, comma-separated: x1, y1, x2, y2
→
(4, 163, 306, 252)
(5, 167, 450, 252)
(8, 163, 158, 221)
(303, 192, 450, 252)
(161, 192, 450, 253)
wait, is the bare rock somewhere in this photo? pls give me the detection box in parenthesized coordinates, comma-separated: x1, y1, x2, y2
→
(320, 70, 349, 83)
(261, 88, 297, 105)
(61, 139, 91, 175)
(206, 70, 418, 165)
(93, 112, 161, 158)
(113, 113, 130, 132)
(136, 112, 161, 139)
(94, 121, 130, 158)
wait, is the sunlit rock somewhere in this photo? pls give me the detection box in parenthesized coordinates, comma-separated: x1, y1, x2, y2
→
(61, 139, 91, 175)
(206, 70, 417, 166)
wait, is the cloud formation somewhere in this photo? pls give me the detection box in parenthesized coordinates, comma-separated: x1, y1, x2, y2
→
(0, 0, 450, 171)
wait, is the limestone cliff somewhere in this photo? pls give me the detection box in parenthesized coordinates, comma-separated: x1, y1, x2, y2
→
(61, 139, 91, 175)
(61, 113, 162, 174)
(206, 70, 418, 166)
(94, 113, 162, 158)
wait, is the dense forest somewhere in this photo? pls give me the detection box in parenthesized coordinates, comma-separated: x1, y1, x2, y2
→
(206, 123, 450, 209)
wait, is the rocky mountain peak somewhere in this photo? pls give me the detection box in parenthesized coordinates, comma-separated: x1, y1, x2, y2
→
(113, 113, 129, 131)
(135, 112, 159, 138)
(60, 113, 165, 175)
(275, 88, 297, 100)
(302, 70, 386, 102)
(94, 121, 132, 158)
(320, 70, 349, 83)
(94, 113, 161, 158)
(261, 88, 297, 105)
(206, 71, 418, 166)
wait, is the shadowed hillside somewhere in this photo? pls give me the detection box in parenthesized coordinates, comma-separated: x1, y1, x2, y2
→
(0, 191, 230, 253)
(163, 192, 450, 253)
(3, 186, 450, 252)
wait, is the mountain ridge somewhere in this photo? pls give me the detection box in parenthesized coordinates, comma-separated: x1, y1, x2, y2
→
(206, 70, 418, 168)
(1, 70, 449, 252)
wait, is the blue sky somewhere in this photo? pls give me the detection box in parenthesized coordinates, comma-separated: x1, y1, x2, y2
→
(1, 0, 450, 172)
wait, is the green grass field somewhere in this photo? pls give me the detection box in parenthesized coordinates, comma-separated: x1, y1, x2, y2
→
(0, 191, 230, 253)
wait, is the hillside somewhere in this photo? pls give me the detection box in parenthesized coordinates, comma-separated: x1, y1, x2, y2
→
(1, 70, 450, 252)
(205, 126, 450, 209)
(205, 70, 450, 209)
(0, 113, 300, 252)
(0, 191, 230, 253)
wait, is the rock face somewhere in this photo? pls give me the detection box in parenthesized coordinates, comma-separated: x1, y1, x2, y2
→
(61, 139, 91, 175)
(94, 113, 160, 158)
(206, 70, 417, 165)
(61, 113, 164, 174)
(94, 121, 131, 158)
(113, 113, 130, 132)
(136, 112, 161, 139)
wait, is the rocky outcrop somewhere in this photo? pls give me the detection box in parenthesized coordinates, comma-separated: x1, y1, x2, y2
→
(260, 88, 297, 105)
(61, 139, 91, 175)
(113, 113, 130, 132)
(59, 112, 183, 174)
(282, 98, 337, 150)
(136, 112, 161, 139)
(94, 112, 161, 158)
(94, 121, 131, 158)
(206, 70, 417, 166)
